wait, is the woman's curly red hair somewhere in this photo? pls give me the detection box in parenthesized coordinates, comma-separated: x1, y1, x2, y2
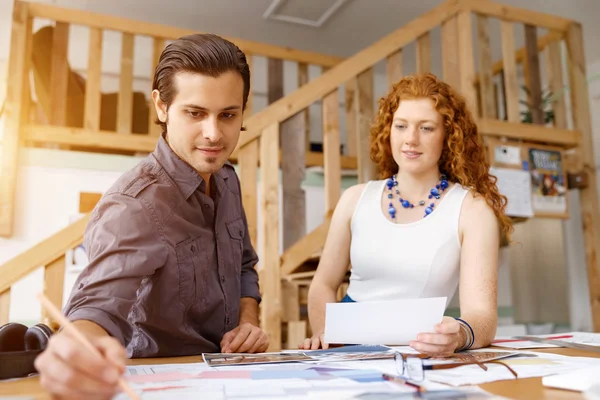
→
(370, 73, 513, 242)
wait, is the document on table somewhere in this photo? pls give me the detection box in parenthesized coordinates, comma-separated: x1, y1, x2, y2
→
(323, 297, 446, 345)
(492, 332, 600, 349)
(542, 366, 600, 392)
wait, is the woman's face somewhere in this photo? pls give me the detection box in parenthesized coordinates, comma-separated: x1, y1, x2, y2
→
(389, 98, 445, 176)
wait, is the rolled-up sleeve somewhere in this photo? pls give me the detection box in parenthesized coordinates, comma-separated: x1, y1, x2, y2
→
(63, 193, 167, 345)
(239, 201, 261, 304)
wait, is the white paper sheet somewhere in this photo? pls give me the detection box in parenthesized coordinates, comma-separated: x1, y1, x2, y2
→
(494, 145, 522, 166)
(323, 297, 446, 345)
(489, 167, 534, 217)
(542, 366, 600, 392)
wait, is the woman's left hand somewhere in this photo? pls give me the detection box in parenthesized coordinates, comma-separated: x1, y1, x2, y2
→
(410, 316, 462, 356)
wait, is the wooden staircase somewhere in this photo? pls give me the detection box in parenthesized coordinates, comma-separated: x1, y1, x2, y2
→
(1, 0, 599, 352)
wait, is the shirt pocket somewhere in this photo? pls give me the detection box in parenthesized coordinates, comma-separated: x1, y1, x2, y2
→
(175, 237, 205, 307)
(226, 218, 245, 273)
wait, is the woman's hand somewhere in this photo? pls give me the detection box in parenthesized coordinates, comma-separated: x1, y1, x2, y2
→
(298, 332, 328, 350)
(409, 316, 462, 356)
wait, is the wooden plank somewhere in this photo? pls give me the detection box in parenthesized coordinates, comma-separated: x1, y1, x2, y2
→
(281, 220, 331, 276)
(238, 141, 258, 248)
(0, 2, 33, 237)
(148, 37, 164, 137)
(305, 152, 357, 170)
(49, 21, 69, 125)
(281, 111, 306, 250)
(416, 32, 431, 73)
(478, 119, 580, 147)
(26, 3, 344, 68)
(0, 214, 90, 294)
(79, 192, 103, 213)
(386, 50, 402, 89)
(524, 24, 544, 125)
(441, 16, 459, 88)
(476, 15, 496, 119)
(42, 255, 66, 330)
(0, 289, 9, 325)
(345, 78, 357, 156)
(117, 32, 134, 134)
(501, 21, 520, 123)
(246, 53, 254, 115)
(233, 0, 462, 152)
(546, 37, 568, 129)
(566, 23, 600, 332)
(281, 281, 300, 322)
(267, 58, 284, 104)
(462, 0, 572, 31)
(457, 10, 478, 116)
(259, 123, 281, 351)
(286, 321, 306, 350)
(323, 90, 341, 214)
(297, 63, 309, 151)
(356, 68, 377, 182)
(84, 27, 102, 131)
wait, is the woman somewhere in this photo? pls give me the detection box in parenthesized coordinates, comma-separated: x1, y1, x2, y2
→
(300, 73, 512, 355)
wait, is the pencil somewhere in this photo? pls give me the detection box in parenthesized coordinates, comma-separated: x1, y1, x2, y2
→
(36, 293, 140, 400)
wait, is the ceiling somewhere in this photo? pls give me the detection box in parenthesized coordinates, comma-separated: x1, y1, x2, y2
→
(41, 0, 600, 66)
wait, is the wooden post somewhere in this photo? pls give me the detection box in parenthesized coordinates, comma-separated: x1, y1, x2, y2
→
(117, 33, 134, 134)
(441, 16, 459, 89)
(84, 27, 102, 131)
(345, 78, 357, 157)
(386, 50, 403, 89)
(0, 1, 33, 237)
(476, 15, 496, 119)
(524, 24, 544, 124)
(43, 255, 66, 330)
(49, 22, 69, 126)
(322, 90, 341, 214)
(545, 37, 568, 129)
(566, 23, 600, 332)
(416, 32, 431, 74)
(259, 123, 282, 350)
(501, 21, 520, 123)
(356, 68, 377, 182)
(457, 10, 478, 117)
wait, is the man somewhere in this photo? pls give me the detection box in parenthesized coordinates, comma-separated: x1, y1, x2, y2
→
(34, 33, 268, 399)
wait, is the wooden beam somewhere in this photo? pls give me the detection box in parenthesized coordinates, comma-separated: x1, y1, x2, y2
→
(79, 192, 102, 213)
(84, 27, 102, 131)
(245, 53, 254, 116)
(0, 214, 90, 294)
(297, 63, 310, 151)
(259, 123, 281, 351)
(49, 21, 69, 126)
(524, 24, 544, 125)
(462, 0, 572, 31)
(416, 32, 431, 74)
(476, 15, 496, 119)
(501, 21, 520, 123)
(148, 37, 164, 137)
(238, 141, 259, 248)
(117, 32, 134, 134)
(478, 119, 580, 147)
(356, 68, 377, 182)
(546, 37, 568, 129)
(386, 50, 402, 89)
(457, 10, 478, 116)
(281, 220, 331, 276)
(323, 90, 341, 214)
(441, 16, 459, 88)
(566, 23, 600, 332)
(233, 0, 461, 152)
(345, 78, 357, 156)
(268, 58, 284, 104)
(26, 2, 344, 68)
(0, 1, 33, 237)
(42, 255, 66, 330)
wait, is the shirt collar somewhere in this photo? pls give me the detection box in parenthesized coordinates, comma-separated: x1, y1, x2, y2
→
(152, 134, 231, 199)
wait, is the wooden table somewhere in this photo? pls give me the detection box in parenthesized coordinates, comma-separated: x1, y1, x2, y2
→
(0, 348, 597, 399)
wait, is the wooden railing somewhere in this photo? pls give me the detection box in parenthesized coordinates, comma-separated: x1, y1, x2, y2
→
(2, 0, 598, 349)
(0, 0, 344, 238)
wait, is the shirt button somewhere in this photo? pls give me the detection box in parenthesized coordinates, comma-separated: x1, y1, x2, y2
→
(203, 204, 209, 209)
(191, 245, 196, 253)
(221, 275, 225, 283)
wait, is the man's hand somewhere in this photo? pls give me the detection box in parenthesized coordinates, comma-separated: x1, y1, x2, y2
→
(409, 316, 462, 356)
(34, 330, 126, 400)
(220, 323, 269, 353)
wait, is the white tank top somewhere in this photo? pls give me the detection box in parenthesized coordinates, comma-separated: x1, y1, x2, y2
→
(346, 179, 469, 307)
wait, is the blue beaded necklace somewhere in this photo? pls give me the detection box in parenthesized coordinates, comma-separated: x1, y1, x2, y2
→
(386, 173, 449, 219)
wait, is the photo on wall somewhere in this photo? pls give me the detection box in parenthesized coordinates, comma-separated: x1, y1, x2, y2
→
(527, 147, 567, 216)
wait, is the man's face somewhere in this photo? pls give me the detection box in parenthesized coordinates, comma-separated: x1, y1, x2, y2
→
(153, 70, 244, 180)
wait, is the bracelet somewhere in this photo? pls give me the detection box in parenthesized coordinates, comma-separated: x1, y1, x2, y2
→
(456, 323, 471, 351)
(454, 317, 475, 351)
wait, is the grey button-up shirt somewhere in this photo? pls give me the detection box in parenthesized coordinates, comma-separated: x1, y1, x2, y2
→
(64, 135, 260, 358)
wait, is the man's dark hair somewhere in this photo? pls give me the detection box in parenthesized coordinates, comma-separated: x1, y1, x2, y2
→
(151, 33, 250, 134)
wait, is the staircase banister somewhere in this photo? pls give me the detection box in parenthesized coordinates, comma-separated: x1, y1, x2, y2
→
(233, 0, 462, 154)
(0, 213, 90, 294)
